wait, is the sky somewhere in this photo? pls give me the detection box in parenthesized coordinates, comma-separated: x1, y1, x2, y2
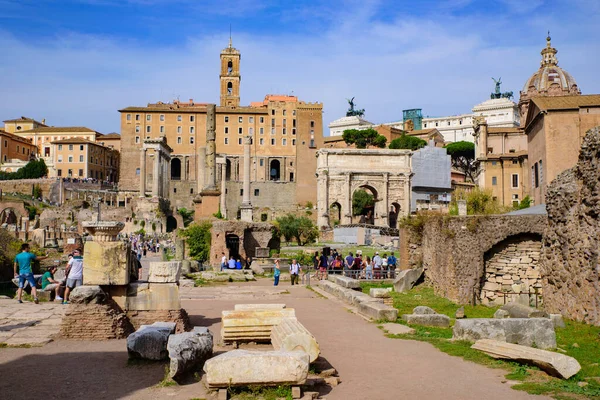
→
(0, 0, 599, 134)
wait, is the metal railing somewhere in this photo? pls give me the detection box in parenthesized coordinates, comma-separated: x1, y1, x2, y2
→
(473, 287, 542, 308)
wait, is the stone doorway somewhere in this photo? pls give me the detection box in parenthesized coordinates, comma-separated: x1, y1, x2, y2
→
(480, 234, 542, 306)
(166, 215, 177, 232)
(226, 234, 240, 260)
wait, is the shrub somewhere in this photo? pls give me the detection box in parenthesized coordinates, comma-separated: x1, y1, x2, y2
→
(275, 214, 318, 246)
(352, 190, 374, 216)
(518, 195, 532, 210)
(450, 187, 510, 215)
(179, 222, 212, 262)
(389, 134, 427, 150)
(32, 184, 42, 199)
(0, 159, 48, 181)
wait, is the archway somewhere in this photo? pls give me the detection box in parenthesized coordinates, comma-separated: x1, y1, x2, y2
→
(270, 160, 281, 181)
(227, 82, 233, 95)
(329, 202, 341, 226)
(353, 185, 377, 224)
(166, 215, 177, 233)
(171, 158, 181, 180)
(227, 60, 233, 74)
(226, 159, 232, 180)
(0, 208, 18, 225)
(389, 202, 400, 228)
(226, 234, 240, 260)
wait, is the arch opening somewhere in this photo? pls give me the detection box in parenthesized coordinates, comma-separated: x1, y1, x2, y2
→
(329, 202, 342, 226)
(171, 158, 181, 180)
(226, 234, 240, 261)
(227, 81, 233, 95)
(352, 185, 377, 224)
(166, 215, 177, 233)
(389, 202, 400, 228)
(269, 160, 281, 181)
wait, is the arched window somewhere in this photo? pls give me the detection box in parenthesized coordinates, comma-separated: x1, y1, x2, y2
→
(171, 158, 181, 180)
(227, 82, 233, 95)
(227, 60, 233, 74)
(269, 159, 281, 181)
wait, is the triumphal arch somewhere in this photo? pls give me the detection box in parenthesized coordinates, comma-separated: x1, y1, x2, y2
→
(316, 148, 412, 229)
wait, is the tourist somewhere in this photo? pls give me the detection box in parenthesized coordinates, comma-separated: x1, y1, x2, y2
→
(344, 252, 354, 277)
(63, 248, 84, 304)
(227, 255, 236, 269)
(364, 256, 373, 280)
(289, 259, 301, 285)
(352, 251, 363, 280)
(273, 259, 281, 286)
(387, 251, 397, 279)
(235, 258, 242, 269)
(382, 253, 388, 278)
(333, 255, 343, 274)
(319, 251, 328, 280)
(220, 252, 227, 271)
(14, 243, 48, 304)
(312, 251, 319, 279)
(41, 265, 61, 301)
(373, 252, 382, 279)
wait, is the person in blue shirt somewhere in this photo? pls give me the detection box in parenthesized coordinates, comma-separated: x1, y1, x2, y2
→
(227, 255, 236, 269)
(235, 259, 242, 269)
(14, 243, 48, 304)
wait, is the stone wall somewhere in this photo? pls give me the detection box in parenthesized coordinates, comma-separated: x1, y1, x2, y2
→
(481, 236, 542, 306)
(409, 214, 546, 304)
(209, 220, 276, 268)
(542, 126, 600, 325)
(224, 181, 297, 222)
(0, 178, 57, 200)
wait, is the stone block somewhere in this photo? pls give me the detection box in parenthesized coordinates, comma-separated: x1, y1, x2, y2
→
(271, 318, 320, 363)
(234, 304, 286, 311)
(203, 350, 309, 388)
(393, 268, 423, 293)
(69, 285, 106, 305)
(127, 324, 172, 360)
(455, 306, 465, 319)
(494, 309, 510, 319)
(83, 241, 130, 285)
(550, 314, 566, 329)
(168, 326, 213, 379)
(413, 306, 436, 315)
(148, 261, 182, 283)
(500, 302, 549, 318)
(124, 283, 181, 311)
(327, 275, 360, 289)
(180, 260, 191, 275)
(369, 288, 392, 298)
(472, 339, 580, 379)
(221, 309, 296, 343)
(357, 301, 398, 322)
(402, 314, 450, 327)
(453, 318, 556, 349)
(381, 323, 415, 335)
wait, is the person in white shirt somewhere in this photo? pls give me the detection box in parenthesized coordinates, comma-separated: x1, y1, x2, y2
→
(63, 248, 84, 304)
(289, 259, 302, 286)
(220, 252, 227, 271)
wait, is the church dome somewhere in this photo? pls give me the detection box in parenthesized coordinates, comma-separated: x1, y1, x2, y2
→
(520, 35, 581, 99)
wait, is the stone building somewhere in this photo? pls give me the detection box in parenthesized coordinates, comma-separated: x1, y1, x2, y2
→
(411, 142, 452, 212)
(323, 124, 444, 149)
(0, 129, 37, 167)
(118, 40, 324, 217)
(51, 137, 119, 182)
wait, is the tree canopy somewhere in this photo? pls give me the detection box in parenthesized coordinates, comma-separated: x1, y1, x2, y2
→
(179, 222, 212, 262)
(0, 159, 48, 181)
(352, 189, 375, 216)
(342, 128, 387, 149)
(389, 134, 427, 150)
(274, 214, 318, 246)
(445, 141, 476, 182)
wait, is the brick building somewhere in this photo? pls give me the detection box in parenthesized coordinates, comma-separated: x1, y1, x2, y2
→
(0, 129, 37, 167)
(118, 40, 324, 217)
(51, 137, 119, 181)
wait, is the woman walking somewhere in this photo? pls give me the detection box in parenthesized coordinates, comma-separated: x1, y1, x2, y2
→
(364, 256, 373, 280)
(273, 259, 281, 286)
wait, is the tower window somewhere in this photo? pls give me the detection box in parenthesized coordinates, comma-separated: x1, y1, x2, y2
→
(225, 116, 229, 123)
(227, 60, 232, 74)
(227, 82, 233, 95)
(238, 138, 242, 145)
(239, 116, 243, 123)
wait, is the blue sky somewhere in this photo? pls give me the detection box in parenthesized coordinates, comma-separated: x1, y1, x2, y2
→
(0, 0, 599, 133)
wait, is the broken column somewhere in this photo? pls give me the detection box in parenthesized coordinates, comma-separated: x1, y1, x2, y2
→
(240, 135, 253, 222)
(168, 327, 213, 379)
(271, 317, 320, 363)
(194, 104, 221, 219)
(139, 147, 147, 197)
(221, 308, 296, 343)
(82, 221, 130, 285)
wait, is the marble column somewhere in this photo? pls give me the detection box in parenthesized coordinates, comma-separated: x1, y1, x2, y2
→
(240, 136, 253, 222)
(317, 173, 329, 228)
(204, 104, 217, 190)
(153, 149, 160, 197)
(220, 159, 227, 219)
(139, 148, 147, 197)
(197, 147, 206, 193)
(382, 173, 389, 226)
(344, 173, 352, 225)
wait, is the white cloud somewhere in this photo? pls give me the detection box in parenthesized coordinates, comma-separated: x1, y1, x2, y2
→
(0, 1, 598, 135)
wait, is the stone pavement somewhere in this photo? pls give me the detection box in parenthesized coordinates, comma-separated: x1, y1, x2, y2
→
(0, 299, 65, 346)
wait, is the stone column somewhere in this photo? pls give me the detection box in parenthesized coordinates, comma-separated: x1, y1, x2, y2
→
(153, 149, 160, 197)
(240, 136, 253, 222)
(204, 104, 217, 190)
(343, 173, 352, 225)
(183, 156, 188, 181)
(197, 147, 206, 193)
(382, 173, 389, 226)
(220, 159, 227, 219)
(317, 173, 329, 228)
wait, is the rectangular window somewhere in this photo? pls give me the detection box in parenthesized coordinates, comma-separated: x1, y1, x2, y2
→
(239, 116, 243, 123)
(531, 166, 535, 189)
(259, 138, 264, 145)
(177, 137, 182, 144)
(225, 116, 229, 123)
(292, 110, 296, 116)
(135, 114, 140, 121)
(177, 126, 182, 134)
(69, 144, 73, 151)
(68, 169, 73, 176)
(135, 136, 140, 144)
(539, 160, 543, 186)
(492, 176, 497, 185)
(491, 161, 497, 166)
(190, 115, 195, 122)
(57, 169, 62, 177)
(238, 138, 242, 145)
(225, 127, 229, 134)
(512, 174, 519, 188)
(126, 114, 131, 121)
(190, 188, 194, 194)
(190, 126, 194, 134)
(190, 137, 194, 144)
(135, 126, 140, 133)
(271, 128, 275, 135)
(58, 144, 63, 150)
(310, 120, 315, 128)
(57, 156, 63, 162)
(260, 127, 264, 135)
(79, 145, 84, 151)
(160, 114, 165, 121)
(240, 189, 243, 196)
(282, 128, 287, 135)
(177, 115, 182, 122)
(3, 140, 6, 148)
(309, 139, 315, 148)
(534, 162, 539, 188)
(238, 127, 243, 134)
(146, 114, 151, 121)
(260, 159, 264, 166)
(68, 156, 73, 163)
(292, 139, 296, 146)
(282, 138, 287, 146)
(224, 138, 229, 145)
(249, 117, 254, 123)
(271, 118, 275, 127)
(79, 155, 83, 162)
(271, 109, 275, 115)
(283, 118, 287, 126)
(293, 119, 296, 128)
(160, 126, 164, 133)
(146, 126, 151, 133)
(260, 117, 264, 123)
(254, 189, 260, 196)
(270, 138, 275, 145)
(78, 169, 83, 176)
(249, 128, 254, 135)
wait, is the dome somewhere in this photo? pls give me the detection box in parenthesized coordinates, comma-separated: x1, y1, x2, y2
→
(520, 35, 581, 99)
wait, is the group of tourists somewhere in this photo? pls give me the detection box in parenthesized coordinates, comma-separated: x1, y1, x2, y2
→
(313, 249, 397, 280)
(14, 243, 83, 305)
(273, 258, 302, 286)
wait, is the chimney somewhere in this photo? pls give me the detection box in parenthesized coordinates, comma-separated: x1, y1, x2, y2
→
(42, 119, 46, 125)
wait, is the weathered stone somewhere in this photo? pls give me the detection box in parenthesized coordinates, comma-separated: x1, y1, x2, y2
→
(124, 283, 181, 311)
(127, 309, 191, 334)
(494, 309, 510, 319)
(455, 306, 465, 319)
(203, 350, 309, 387)
(167, 326, 213, 379)
(327, 275, 360, 289)
(234, 304, 286, 311)
(413, 306, 436, 315)
(141, 321, 176, 334)
(369, 288, 392, 298)
(271, 318, 320, 363)
(200, 272, 230, 282)
(127, 325, 171, 360)
(357, 301, 398, 322)
(453, 318, 556, 349)
(550, 314, 566, 329)
(500, 302, 549, 318)
(472, 339, 581, 379)
(381, 323, 415, 335)
(69, 285, 106, 305)
(221, 308, 297, 343)
(83, 241, 130, 285)
(393, 268, 423, 293)
(230, 273, 247, 282)
(292, 386, 302, 399)
(180, 260, 191, 275)
(250, 261, 265, 275)
(402, 314, 450, 327)
(148, 261, 182, 283)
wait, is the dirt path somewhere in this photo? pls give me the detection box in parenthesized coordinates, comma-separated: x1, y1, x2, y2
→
(0, 278, 550, 399)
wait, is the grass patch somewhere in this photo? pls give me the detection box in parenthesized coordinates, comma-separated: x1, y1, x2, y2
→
(227, 385, 292, 400)
(382, 283, 600, 399)
(305, 285, 326, 299)
(156, 366, 177, 387)
(0, 343, 33, 349)
(360, 282, 393, 294)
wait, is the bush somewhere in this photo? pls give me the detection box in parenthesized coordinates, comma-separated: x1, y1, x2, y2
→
(0, 159, 48, 181)
(274, 214, 318, 246)
(449, 187, 510, 215)
(32, 184, 42, 199)
(179, 222, 212, 262)
(518, 195, 532, 210)
(342, 128, 387, 149)
(389, 134, 427, 150)
(352, 190, 374, 216)
(177, 207, 195, 226)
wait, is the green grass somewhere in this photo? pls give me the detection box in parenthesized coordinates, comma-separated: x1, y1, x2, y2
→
(305, 285, 326, 298)
(370, 282, 600, 399)
(227, 385, 292, 400)
(156, 366, 177, 387)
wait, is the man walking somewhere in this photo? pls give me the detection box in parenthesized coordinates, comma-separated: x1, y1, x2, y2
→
(289, 259, 302, 286)
(63, 248, 84, 304)
(14, 243, 48, 304)
(387, 251, 397, 279)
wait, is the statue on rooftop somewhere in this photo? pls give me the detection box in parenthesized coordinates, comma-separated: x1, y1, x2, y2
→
(346, 97, 365, 117)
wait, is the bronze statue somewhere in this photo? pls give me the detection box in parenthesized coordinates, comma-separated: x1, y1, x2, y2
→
(345, 97, 365, 117)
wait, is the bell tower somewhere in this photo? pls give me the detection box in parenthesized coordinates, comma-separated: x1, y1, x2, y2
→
(220, 37, 241, 107)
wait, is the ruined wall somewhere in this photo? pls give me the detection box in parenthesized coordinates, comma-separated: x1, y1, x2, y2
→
(0, 178, 57, 199)
(209, 220, 275, 267)
(542, 126, 600, 325)
(415, 214, 546, 304)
